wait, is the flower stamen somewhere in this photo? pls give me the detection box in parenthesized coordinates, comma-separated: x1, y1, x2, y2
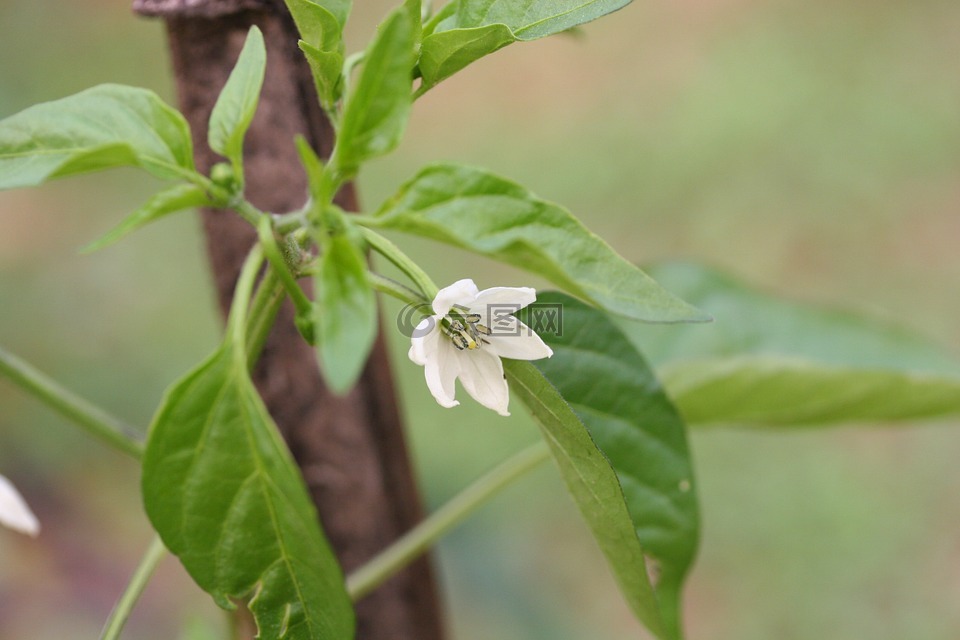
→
(441, 312, 487, 351)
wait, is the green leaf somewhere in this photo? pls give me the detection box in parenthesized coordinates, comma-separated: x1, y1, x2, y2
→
(286, 0, 351, 43)
(422, 0, 458, 38)
(314, 231, 378, 394)
(505, 360, 667, 639)
(519, 292, 699, 639)
(624, 262, 960, 426)
(417, 0, 632, 92)
(208, 26, 266, 172)
(314, 0, 351, 29)
(374, 163, 708, 323)
(81, 184, 212, 253)
(287, 0, 343, 45)
(418, 24, 516, 91)
(285, 0, 349, 110)
(404, 0, 423, 42)
(143, 348, 355, 638)
(299, 42, 345, 112)
(335, 6, 417, 175)
(142, 251, 354, 639)
(295, 135, 327, 203)
(449, 0, 633, 39)
(0, 84, 195, 189)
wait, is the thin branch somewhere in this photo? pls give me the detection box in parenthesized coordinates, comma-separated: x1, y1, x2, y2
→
(346, 440, 550, 601)
(0, 347, 143, 459)
(99, 535, 167, 640)
(358, 227, 439, 300)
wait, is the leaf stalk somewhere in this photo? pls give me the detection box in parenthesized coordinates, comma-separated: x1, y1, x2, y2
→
(0, 346, 143, 459)
(366, 272, 427, 308)
(257, 217, 314, 319)
(357, 226, 439, 300)
(346, 440, 550, 601)
(99, 536, 167, 640)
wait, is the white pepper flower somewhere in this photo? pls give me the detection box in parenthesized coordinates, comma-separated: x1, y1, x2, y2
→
(409, 279, 553, 416)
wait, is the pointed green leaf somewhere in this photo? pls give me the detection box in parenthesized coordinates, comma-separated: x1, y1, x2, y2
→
(287, 0, 343, 45)
(314, 0, 351, 29)
(209, 26, 266, 171)
(404, 0, 423, 43)
(295, 135, 327, 203)
(285, 0, 349, 109)
(0, 84, 195, 189)
(314, 232, 377, 394)
(143, 254, 354, 638)
(143, 347, 355, 638)
(418, 24, 516, 91)
(417, 0, 632, 92)
(335, 6, 417, 175)
(81, 183, 212, 253)
(422, 0, 458, 38)
(299, 42, 344, 112)
(661, 358, 960, 426)
(374, 163, 708, 323)
(450, 0, 633, 40)
(520, 292, 699, 639)
(624, 263, 960, 426)
(505, 359, 667, 639)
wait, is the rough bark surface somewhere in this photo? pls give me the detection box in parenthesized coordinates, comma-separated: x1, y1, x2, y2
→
(133, 3, 446, 638)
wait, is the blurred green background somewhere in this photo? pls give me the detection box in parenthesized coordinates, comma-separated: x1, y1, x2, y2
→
(1, 0, 959, 638)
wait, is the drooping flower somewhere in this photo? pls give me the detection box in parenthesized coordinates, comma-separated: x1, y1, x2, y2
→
(0, 473, 39, 537)
(409, 279, 554, 416)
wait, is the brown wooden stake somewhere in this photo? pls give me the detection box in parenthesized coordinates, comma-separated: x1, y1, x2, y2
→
(132, 1, 446, 638)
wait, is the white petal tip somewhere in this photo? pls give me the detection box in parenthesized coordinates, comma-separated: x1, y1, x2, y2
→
(407, 346, 421, 365)
(0, 476, 40, 537)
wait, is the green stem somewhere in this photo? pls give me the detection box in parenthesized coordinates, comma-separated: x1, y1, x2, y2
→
(340, 50, 367, 104)
(245, 266, 285, 370)
(345, 213, 381, 226)
(412, 83, 430, 101)
(367, 272, 428, 308)
(272, 210, 308, 235)
(358, 227, 439, 300)
(228, 245, 266, 356)
(233, 199, 268, 227)
(346, 440, 550, 601)
(185, 171, 228, 202)
(0, 346, 143, 459)
(99, 536, 167, 640)
(257, 217, 313, 318)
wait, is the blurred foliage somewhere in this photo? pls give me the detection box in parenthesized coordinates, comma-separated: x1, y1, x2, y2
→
(1, 0, 959, 638)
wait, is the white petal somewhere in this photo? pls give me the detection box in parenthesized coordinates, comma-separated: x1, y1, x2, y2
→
(410, 317, 460, 408)
(408, 317, 440, 365)
(486, 319, 554, 361)
(456, 349, 510, 416)
(432, 279, 479, 317)
(0, 474, 39, 537)
(467, 306, 516, 340)
(423, 338, 460, 408)
(471, 286, 537, 313)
